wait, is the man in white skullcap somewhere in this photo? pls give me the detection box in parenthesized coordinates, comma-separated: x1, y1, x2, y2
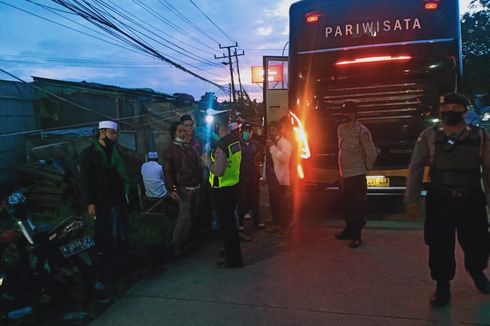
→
(141, 151, 168, 198)
(79, 120, 130, 287)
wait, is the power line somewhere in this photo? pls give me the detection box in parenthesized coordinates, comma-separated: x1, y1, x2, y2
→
(132, 0, 216, 52)
(51, 0, 225, 89)
(188, 0, 236, 44)
(158, 0, 220, 45)
(98, 0, 224, 69)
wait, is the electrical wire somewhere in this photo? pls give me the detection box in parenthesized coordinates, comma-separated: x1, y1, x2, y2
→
(51, 0, 225, 89)
(158, 0, 219, 45)
(188, 0, 236, 44)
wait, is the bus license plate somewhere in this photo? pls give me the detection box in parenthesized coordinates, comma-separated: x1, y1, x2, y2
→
(367, 176, 390, 187)
(59, 235, 95, 257)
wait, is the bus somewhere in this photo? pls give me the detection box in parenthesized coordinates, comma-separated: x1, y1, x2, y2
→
(287, 0, 462, 192)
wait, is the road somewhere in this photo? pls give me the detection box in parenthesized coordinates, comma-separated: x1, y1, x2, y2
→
(90, 194, 490, 325)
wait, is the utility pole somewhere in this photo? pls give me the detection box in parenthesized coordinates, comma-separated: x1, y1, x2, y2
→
(233, 48, 245, 104)
(214, 42, 243, 103)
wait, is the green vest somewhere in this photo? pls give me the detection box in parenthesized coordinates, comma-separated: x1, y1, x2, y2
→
(209, 135, 241, 188)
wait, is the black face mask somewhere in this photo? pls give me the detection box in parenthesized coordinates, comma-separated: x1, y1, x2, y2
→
(103, 135, 115, 147)
(441, 111, 464, 126)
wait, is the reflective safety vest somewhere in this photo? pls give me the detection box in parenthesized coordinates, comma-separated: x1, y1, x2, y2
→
(209, 134, 242, 188)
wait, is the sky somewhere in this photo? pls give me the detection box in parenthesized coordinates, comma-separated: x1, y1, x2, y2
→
(0, 0, 476, 102)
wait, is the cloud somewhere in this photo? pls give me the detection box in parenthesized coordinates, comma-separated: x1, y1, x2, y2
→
(264, 0, 295, 17)
(256, 26, 273, 36)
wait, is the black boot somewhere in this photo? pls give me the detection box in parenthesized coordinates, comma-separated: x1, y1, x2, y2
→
(430, 281, 450, 307)
(334, 229, 353, 240)
(470, 272, 490, 294)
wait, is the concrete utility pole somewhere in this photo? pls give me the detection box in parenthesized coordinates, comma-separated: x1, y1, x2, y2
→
(214, 42, 243, 103)
(233, 48, 245, 104)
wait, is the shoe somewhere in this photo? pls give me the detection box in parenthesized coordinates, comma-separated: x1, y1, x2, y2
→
(348, 239, 362, 248)
(335, 229, 353, 240)
(255, 223, 266, 229)
(471, 272, 490, 294)
(430, 282, 451, 307)
(238, 226, 244, 231)
(244, 213, 252, 220)
(216, 260, 243, 268)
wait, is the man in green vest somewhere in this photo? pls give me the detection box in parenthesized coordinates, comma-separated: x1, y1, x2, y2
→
(203, 115, 243, 268)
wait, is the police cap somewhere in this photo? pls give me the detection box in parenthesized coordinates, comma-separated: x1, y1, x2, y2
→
(440, 92, 470, 112)
(341, 101, 358, 113)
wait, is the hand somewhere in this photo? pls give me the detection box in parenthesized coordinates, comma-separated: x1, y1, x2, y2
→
(88, 204, 97, 219)
(170, 191, 181, 202)
(265, 140, 274, 148)
(200, 153, 209, 166)
(405, 202, 422, 220)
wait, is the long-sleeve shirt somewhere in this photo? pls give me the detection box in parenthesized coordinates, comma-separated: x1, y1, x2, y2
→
(405, 125, 490, 204)
(337, 121, 377, 178)
(268, 136, 292, 186)
(141, 161, 168, 198)
(162, 141, 201, 190)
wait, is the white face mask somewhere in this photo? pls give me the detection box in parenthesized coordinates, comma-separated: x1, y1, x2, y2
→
(175, 136, 185, 143)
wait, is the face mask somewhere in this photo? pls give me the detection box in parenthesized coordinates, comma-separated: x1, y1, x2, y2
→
(103, 135, 115, 147)
(242, 131, 251, 142)
(441, 111, 464, 126)
(175, 136, 185, 143)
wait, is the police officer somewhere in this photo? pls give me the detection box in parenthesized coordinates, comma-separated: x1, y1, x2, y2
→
(203, 116, 243, 268)
(406, 92, 490, 307)
(335, 101, 377, 248)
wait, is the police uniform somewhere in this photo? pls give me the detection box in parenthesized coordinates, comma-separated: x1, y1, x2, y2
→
(336, 102, 377, 247)
(406, 93, 490, 306)
(208, 128, 243, 268)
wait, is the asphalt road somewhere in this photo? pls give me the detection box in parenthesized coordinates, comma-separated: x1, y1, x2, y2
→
(90, 192, 490, 326)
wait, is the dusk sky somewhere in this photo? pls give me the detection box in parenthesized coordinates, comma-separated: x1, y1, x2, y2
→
(0, 0, 475, 101)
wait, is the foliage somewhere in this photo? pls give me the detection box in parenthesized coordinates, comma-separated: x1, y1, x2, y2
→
(461, 4, 490, 96)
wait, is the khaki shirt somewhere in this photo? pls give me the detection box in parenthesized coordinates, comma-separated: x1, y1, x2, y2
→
(405, 125, 490, 204)
(337, 121, 377, 178)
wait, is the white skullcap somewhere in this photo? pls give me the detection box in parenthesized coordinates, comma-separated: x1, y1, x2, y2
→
(228, 122, 239, 131)
(148, 152, 158, 159)
(98, 120, 118, 131)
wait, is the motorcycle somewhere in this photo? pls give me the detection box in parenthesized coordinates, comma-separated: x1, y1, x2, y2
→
(1, 192, 97, 304)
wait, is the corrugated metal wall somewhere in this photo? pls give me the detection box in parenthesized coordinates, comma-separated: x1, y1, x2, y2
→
(0, 80, 37, 187)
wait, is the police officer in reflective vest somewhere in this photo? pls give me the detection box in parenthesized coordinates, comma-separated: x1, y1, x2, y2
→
(203, 116, 243, 268)
(406, 92, 490, 307)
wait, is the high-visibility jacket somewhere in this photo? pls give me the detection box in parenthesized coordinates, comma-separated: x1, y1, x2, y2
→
(209, 133, 242, 188)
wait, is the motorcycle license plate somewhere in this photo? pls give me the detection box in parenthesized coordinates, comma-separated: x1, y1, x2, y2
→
(59, 235, 95, 257)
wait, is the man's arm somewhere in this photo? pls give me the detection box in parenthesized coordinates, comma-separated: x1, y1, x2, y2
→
(79, 148, 95, 206)
(360, 127, 378, 170)
(207, 147, 227, 177)
(269, 138, 292, 163)
(480, 129, 490, 206)
(405, 129, 431, 204)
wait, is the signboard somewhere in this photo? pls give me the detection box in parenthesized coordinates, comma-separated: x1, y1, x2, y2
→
(251, 65, 284, 83)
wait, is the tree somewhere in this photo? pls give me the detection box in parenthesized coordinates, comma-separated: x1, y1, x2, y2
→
(461, 2, 490, 96)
